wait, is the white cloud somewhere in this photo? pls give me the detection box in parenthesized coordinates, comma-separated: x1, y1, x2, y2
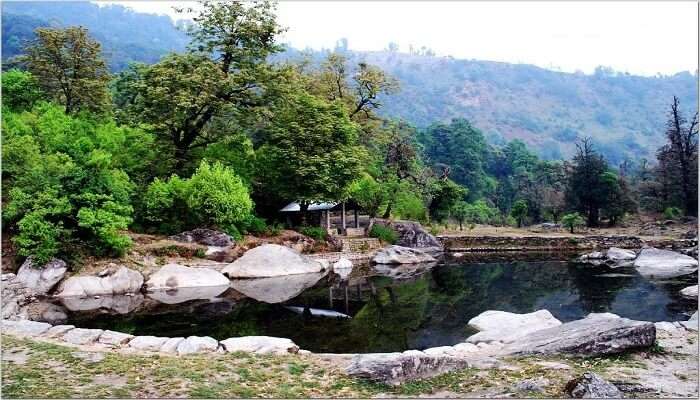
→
(99, 1, 698, 76)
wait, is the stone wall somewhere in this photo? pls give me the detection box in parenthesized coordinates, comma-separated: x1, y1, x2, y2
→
(438, 235, 697, 252)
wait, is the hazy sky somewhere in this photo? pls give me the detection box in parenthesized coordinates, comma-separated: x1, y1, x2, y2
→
(100, 1, 698, 76)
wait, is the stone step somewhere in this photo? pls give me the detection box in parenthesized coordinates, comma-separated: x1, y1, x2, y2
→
(339, 238, 382, 253)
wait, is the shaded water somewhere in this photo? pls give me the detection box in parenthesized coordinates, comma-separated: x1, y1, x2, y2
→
(62, 260, 697, 353)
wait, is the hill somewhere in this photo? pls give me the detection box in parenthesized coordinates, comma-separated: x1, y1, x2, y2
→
(2, 1, 697, 162)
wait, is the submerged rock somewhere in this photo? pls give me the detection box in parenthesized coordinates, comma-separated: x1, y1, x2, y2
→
(633, 248, 698, 278)
(230, 272, 325, 303)
(146, 264, 229, 291)
(372, 245, 437, 264)
(565, 372, 622, 398)
(503, 314, 655, 357)
(345, 350, 470, 385)
(680, 285, 698, 300)
(57, 266, 143, 297)
(170, 228, 233, 247)
(15, 257, 67, 295)
(467, 310, 562, 343)
(220, 336, 299, 354)
(222, 244, 326, 278)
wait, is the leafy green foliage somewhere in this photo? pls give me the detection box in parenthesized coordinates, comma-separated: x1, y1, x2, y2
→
(349, 174, 388, 218)
(299, 226, 327, 241)
(393, 190, 428, 223)
(427, 179, 468, 222)
(369, 225, 398, 244)
(562, 212, 585, 233)
(1, 69, 43, 111)
(663, 207, 683, 220)
(510, 199, 528, 228)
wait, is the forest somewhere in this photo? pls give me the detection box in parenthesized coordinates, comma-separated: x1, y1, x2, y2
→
(2, 0, 698, 265)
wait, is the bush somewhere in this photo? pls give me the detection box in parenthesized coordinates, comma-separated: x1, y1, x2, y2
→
(369, 224, 398, 244)
(394, 191, 427, 223)
(299, 226, 327, 241)
(562, 212, 585, 233)
(242, 215, 268, 235)
(663, 207, 682, 220)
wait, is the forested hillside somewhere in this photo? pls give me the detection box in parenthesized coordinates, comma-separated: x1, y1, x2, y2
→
(2, 1, 697, 162)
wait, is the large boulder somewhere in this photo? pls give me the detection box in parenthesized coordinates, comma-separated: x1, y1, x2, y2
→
(467, 310, 562, 343)
(176, 336, 219, 355)
(503, 314, 655, 357)
(146, 264, 229, 291)
(62, 328, 104, 345)
(345, 350, 470, 385)
(565, 372, 622, 398)
(633, 248, 698, 278)
(56, 266, 143, 297)
(222, 244, 326, 278)
(384, 220, 442, 251)
(680, 285, 698, 300)
(15, 257, 67, 295)
(578, 248, 636, 268)
(230, 272, 325, 303)
(372, 245, 436, 264)
(220, 336, 299, 354)
(170, 228, 233, 247)
(2, 319, 52, 336)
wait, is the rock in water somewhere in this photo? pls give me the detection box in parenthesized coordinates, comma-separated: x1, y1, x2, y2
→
(680, 285, 698, 300)
(372, 245, 437, 264)
(503, 315, 655, 357)
(467, 310, 562, 343)
(220, 336, 299, 354)
(345, 350, 470, 385)
(230, 272, 325, 303)
(606, 247, 636, 262)
(565, 372, 622, 398)
(170, 228, 233, 247)
(15, 257, 67, 295)
(633, 248, 698, 278)
(146, 264, 229, 291)
(222, 244, 326, 278)
(57, 266, 143, 297)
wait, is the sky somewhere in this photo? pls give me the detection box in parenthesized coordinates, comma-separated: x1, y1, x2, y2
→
(99, 1, 699, 76)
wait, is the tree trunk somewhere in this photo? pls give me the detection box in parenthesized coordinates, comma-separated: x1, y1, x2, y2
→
(459, 221, 463, 231)
(570, 225, 574, 234)
(382, 202, 392, 219)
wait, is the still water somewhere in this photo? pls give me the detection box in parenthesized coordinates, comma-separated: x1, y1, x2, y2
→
(62, 260, 697, 353)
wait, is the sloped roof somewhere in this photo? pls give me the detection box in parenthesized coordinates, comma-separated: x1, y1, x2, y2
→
(279, 202, 338, 212)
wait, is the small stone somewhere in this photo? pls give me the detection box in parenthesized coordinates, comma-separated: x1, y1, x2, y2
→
(176, 336, 219, 355)
(565, 372, 622, 398)
(43, 324, 75, 338)
(62, 328, 104, 345)
(220, 336, 300, 354)
(98, 330, 134, 346)
(3, 319, 52, 336)
(128, 336, 169, 351)
(516, 378, 549, 393)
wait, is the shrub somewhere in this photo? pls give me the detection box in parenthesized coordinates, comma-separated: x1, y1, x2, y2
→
(663, 207, 682, 220)
(511, 199, 528, 228)
(242, 215, 268, 235)
(394, 191, 427, 223)
(268, 223, 284, 236)
(562, 212, 585, 233)
(299, 226, 327, 241)
(369, 224, 398, 244)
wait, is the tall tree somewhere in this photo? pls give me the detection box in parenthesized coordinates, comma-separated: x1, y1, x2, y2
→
(565, 138, 609, 227)
(21, 27, 110, 114)
(656, 96, 698, 216)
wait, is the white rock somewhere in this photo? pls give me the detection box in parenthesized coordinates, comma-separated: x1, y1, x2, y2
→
(222, 244, 326, 278)
(423, 346, 457, 357)
(146, 264, 229, 291)
(2, 319, 52, 336)
(220, 336, 300, 354)
(43, 324, 75, 338)
(634, 248, 698, 279)
(62, 328, 104, 345)
(585, 312, 621, 320)
(176, 336, 219, 355)
(128, 336, 169, 351)
(230, 273, 325, 304)
(15, 258, 67, 295)
(333, 258, 353, 270)
(680, 285, 698, 300)
(680, 311, 698, 331)
(56, 266, 143, 297)
(98, 330, 134, 346)
(60, 294, 143, 314)
(160, 337, 185, 354)
(606, 247, 636, 261)
(467, 310, 562, 344)
(654, 321, 681, 333)
(372, 245, 437, 264)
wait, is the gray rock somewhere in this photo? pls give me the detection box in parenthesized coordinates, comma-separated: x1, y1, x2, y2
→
(60, 294, 144, 314)
(222, 244, 326, 278)
(516, 378, 549, 393)
(383, 220, 442, 250)
(98, 330, 134, 346)
(372, 245, 437, 264)
(15, 257, 67, 295)
(2, 319, 52, 336)
(680, 285, 698, 300)
(503, 315, 655, 357)
(467, 310, 562, 343)
(43, 324, 75, 338)
(220, 336, 300, 354)
(345, 350, 470, 385)
(62, 328, 104, 345)
(146, 264, 229, 291)
(28, 301, 68, 324)
(170, 228, 233, 247)
(606, 247, 636, 262)
(160, 337, 185, 354)
(128, 336, 169, 351)
(176, 336, 219, 355)
(56, 266, 143, 297)
(565, 372, 622, 398)
(230, 273, 325, 304)
(634, 248, 698, 278)
(372, 262, 437, 280)
(680, 311, 698, 331)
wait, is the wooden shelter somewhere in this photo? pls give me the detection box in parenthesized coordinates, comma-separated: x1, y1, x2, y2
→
(279, 201, 363, 235)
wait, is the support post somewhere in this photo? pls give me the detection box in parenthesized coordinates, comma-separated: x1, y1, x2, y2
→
(325, 210, 331, 229)
(341, 202, 347, 232)
(354, 209, 360, 228)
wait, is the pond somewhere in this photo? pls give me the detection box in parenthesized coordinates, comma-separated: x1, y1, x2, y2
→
(60, 259, 697, 354)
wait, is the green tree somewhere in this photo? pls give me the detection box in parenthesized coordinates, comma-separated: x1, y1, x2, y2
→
(565, 138, 611, 227)
(562, 212, 585, 234)
(511, 199, 528, 228)
(452, 201, 469, 230)
(1, 69, 43, 111)
(427, 179, 468, 222)
(20, 27, 110, 114)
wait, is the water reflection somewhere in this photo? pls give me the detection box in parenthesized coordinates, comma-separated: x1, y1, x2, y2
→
(63, 260, 697, 353)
